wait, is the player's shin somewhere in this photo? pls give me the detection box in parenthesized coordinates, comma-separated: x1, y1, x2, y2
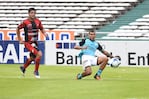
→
(96, 69, 103, 76)
(24, 58, 32, 68)
(35, 57, 41, 71)
(94, 69, 102, 80)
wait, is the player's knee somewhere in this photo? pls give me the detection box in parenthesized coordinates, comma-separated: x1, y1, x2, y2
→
(88, 71, 92, 75)
(97, 55, 108, 64)
(37, 51, 42, 57)
(104, 56, 108, 63)
(86, 70, 92, 75)
(30, 57, 35, 61)
(100, 55, 108, 63)
(85, 66, 92, 75)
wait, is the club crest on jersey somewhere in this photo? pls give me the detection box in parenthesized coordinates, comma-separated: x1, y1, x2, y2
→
(27, 24, 32, 29)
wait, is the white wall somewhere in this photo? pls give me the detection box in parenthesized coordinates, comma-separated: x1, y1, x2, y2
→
(45, 40, 149, 66)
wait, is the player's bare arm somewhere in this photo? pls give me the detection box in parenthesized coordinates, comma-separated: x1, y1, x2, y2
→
(40, 29, 48, 37)
(16, 27, 24, 44)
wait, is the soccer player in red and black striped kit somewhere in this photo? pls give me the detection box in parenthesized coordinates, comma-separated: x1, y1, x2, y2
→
(16, 8, 48, 78)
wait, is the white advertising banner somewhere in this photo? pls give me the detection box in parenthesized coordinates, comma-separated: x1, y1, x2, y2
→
(45, 40, 81, 66)
(45, 40, 149, 66)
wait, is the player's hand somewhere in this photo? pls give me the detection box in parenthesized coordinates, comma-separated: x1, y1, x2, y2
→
(114, 56, 121, 61)
(19, 40, 24, 44)
(44, 33, 48, 37)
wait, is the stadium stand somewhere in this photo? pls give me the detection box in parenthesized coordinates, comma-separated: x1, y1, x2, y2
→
(98, 0, 149, 39)
(0, 0, 142, 34)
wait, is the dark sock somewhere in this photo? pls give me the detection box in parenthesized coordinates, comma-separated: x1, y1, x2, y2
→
(35, 58, 41, 71)
(77, 73, 82, 79)
(96, 69, 103, 76)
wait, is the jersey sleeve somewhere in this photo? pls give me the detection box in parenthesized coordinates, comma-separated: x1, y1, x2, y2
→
(39, 20, 44, 30)
(79, 39, 86, 46)
(97, 43, 103, 51)
(17, 21, 25, 29)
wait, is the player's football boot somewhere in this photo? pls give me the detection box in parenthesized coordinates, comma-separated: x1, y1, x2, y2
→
(76, 73, 82, 80)
(94, 73, 101, 80)
(20, 66, 26, 76)
(34, 71, 40, 79)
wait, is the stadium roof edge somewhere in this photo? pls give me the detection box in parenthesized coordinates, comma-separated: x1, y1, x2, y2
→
(0, 0, 139, 2)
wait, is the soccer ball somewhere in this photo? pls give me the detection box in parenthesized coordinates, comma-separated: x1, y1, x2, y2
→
(108, 57, 121, 68)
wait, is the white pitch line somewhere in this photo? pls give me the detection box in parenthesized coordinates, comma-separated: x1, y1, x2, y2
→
(103, 78, 149, 81)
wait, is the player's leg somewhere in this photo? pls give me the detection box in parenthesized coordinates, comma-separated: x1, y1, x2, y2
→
(34, 50, 42, 78)
(20, 42, 34, 76)
(77, 66, 92, 79)
(94, 55, 108, 80)
(20, 57, 34, 75)
(77, 55, 92, 79)
(24, 42, 42, 78)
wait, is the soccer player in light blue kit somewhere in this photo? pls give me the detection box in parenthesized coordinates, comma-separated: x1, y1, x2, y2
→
(74, 31, 114, 80)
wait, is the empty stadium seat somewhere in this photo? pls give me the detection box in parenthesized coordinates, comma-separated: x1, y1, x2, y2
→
(110, 13, 149, 38)
(0, 0, 141, 32)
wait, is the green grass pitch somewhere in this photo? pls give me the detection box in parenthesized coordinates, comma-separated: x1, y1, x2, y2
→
(0, 64, 149, 99)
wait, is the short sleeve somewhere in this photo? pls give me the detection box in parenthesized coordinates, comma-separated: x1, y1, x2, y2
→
(39, 20, 44, 30)
(97, 43, 103, 51)
(17, 21, 25, 29)
(79, 39, 86, 46)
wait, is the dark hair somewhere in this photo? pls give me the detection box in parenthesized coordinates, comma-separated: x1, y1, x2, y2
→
(88, 31, 95, 34)
(88, 29, 96, 33)
(28, 8, 36, 13)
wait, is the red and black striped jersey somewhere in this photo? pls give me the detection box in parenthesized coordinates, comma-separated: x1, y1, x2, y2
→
(17, 18, 43, 42)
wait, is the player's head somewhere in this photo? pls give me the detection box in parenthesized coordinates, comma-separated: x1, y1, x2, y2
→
(28, 8, 36, 20)
(88, 31, 96, 41)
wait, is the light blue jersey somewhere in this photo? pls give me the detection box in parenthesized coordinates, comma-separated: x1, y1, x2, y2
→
(78, 39, 103, 58)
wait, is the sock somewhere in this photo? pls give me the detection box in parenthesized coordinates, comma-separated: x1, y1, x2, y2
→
(96, 69, 103, 76)
(35, 57, 41, 72)
(77, 73, 82, 79)
(24, 59, 32, 69)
